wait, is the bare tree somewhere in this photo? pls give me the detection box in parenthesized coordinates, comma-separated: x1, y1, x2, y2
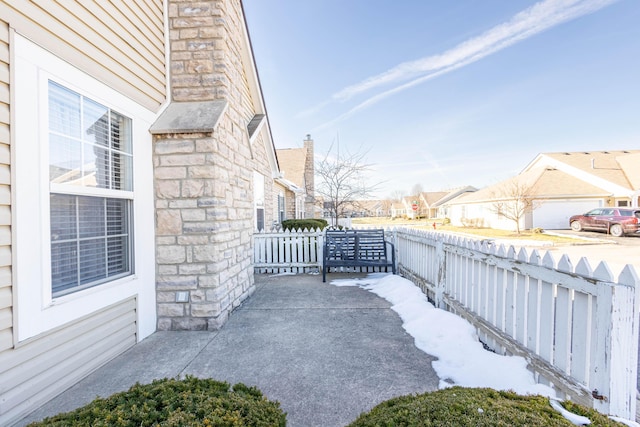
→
(389, 190, 405, 202)
(489, 180, 541, 234)
(316, 143, 379, 226)
(411, 183, 424, 196)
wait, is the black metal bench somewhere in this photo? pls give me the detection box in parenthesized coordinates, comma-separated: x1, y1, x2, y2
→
(322, 229, 396, 282)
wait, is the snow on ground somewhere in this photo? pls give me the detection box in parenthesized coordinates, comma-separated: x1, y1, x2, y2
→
(331, 273, 555, 397)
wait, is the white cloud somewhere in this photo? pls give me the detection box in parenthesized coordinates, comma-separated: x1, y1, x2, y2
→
(313, 0, 618, 129)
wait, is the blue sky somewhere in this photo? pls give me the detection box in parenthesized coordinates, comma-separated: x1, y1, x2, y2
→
(243, 0, 640, 198)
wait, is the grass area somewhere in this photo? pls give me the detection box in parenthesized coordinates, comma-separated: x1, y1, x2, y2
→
(351, 217, 583, 244)
(348, 387, 624, 426)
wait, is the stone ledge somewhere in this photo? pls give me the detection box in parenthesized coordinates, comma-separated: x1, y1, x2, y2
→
(150, 100, 228, 134)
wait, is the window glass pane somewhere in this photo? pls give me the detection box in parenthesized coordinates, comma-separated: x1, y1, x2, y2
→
(50, 194, 132, 296)
(48, 80, 132, 191)
(50, 134, 82, 184)
(48, 82, 81, 138)
(84, 99, 109, 147)
(79, 238, 107, 284)
(256, 208, 265, 231)
(111, 111, 133, 191)
(112, 151, 133, 191)
(51, 241, 78, 294)
(50, 194, 77, 241)
(106, 199, 128, 235)
(78, 196, 105, 238)
(89, 143, 111, 189)
(107, 236, 129, 275)
(111, 111, 132, 154)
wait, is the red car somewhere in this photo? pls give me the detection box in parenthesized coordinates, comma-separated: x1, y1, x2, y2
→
(569, 207, 640, 237)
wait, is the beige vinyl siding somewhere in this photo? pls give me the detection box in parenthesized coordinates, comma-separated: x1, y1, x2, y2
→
(0, 19, 11, 353)
(0, 0, 165, 111)
(0, 298, 137, 425)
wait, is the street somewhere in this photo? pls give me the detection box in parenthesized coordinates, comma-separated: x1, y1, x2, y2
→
(538, 230, 640, 278)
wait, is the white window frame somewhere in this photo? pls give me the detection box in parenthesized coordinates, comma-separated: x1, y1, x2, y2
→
(13, 35, 157, 342)
(48, 82, 135, 297)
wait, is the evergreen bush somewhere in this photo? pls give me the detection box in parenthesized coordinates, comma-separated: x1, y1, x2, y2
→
(28, 376, 286, 427)
(347, 387, 623, 427)
(281, 218, 327, 231)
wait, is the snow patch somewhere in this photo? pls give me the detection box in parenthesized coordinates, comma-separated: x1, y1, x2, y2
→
(331, 273, 555, 397)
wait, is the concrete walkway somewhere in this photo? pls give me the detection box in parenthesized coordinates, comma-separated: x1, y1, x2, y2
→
(17, 274, 439, 427)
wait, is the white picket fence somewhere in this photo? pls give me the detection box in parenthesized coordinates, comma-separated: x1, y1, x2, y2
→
(252, 227, 639, 420)
(394, 227, 639, 420)
(253, 228, 323, 273)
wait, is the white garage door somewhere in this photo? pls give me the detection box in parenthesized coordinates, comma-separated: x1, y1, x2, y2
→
(533, 200, 601, 230)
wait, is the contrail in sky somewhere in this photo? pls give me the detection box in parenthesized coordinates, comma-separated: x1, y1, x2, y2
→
(310, 0, 619, 130)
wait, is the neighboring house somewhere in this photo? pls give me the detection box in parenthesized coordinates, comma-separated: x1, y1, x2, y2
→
(389, 196, 420, 219)
(275, 134, 316, 219)
(402, 196, 421, 219)
(418, 191, 449, 218)
(354, 199, 392, 217)
(433, 186, 478, 219)
(388, 188, 479, 220)
(390, 200, 405, 218)
(446, 150, 640, 231)
(0, 1, 282, 424)
(273, 176, 304, 225)
(336, 199, 391, 218)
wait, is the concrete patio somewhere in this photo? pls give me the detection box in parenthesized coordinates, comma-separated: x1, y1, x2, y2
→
(17, 273, 440, 427)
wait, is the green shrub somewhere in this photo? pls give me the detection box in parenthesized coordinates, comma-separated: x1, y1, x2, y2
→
(442, 217, 451, 225)
(281, 218, 327, 231)
(28, 376, 286, 427)
(347, 387, 623, 427)
(532, 227, 545, 234)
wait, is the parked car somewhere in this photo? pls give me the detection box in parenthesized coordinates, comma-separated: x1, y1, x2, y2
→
(569, 207, 640, 237)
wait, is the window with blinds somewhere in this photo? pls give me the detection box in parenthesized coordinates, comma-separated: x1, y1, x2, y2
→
(48, 81, 134, 296)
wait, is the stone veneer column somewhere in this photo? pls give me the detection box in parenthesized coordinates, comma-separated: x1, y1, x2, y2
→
(150, 0, 256, 330)
(303, 135, 315, 218)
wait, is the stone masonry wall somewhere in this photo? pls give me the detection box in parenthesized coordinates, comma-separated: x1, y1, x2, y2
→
(154, 130, 255, 330)
(155, 0, 272, 330)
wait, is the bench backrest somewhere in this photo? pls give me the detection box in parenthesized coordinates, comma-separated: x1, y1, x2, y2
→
(324, 229, 388, 261)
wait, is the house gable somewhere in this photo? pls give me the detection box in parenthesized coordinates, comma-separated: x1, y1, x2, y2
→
(615, 152, 640, 190)
(524, 150, 640, 197)
(276, 147, 308, 189)
(275, 135, 316, 218)
(445, 150, 640, 231)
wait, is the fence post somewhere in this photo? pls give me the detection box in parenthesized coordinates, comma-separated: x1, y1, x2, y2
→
(435, 239, 446, 309)
(318, 229, 325, 272)
(589, 263, 638, 419)
(391, 228, 398, 273)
